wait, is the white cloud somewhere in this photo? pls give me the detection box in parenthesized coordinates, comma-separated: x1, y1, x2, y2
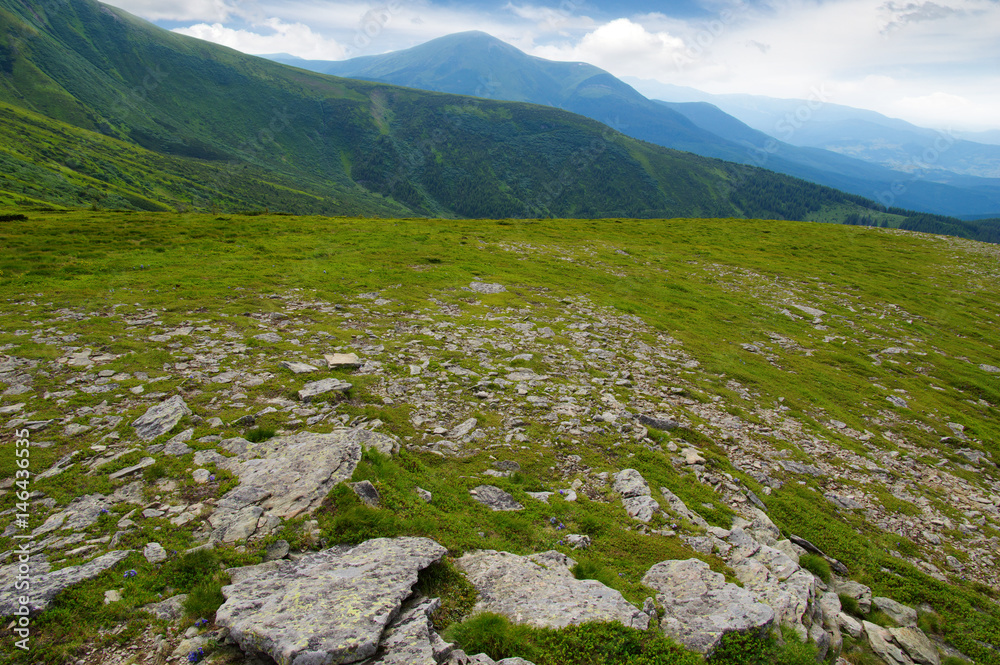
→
(532, 19, 686, 73)
(111, 0, 241, 22)
(173, 18, 346, 59)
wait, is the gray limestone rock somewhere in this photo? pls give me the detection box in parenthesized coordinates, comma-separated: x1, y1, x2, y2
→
(979, 364, 1000, 374)
(326, 353, 363, 369)
(470, 485, 523, 512)
(873, 596, 918, 627)
(143, 542, 168, 564)
(468, 282, 506, 294)
(209, 430, 396, 542)
(638, 414, 679, 431)
(163, 428, 195, 456)
(370, 597, 453, 664)
(0, 550, 133, 616)
(778, 460, 825, 477)
(298, 377, 352, 402)
(888, 626, 940, 665)
(141, 594, 189, 621)
(836, 580, 872, 614)
(109, 456, 155, 480)
(132, 395, 191, 441)
(281, 360, 319, 374)
(216, 537, 446, 665)
(660, 487, 708, 528)
(353, 480, 381, 507)
(613, 469, 660, 523)
(456, 549, 648, 630)
(642, 558, 774, 654)
(825, 492, 864, 510)
(864, 621, 915, 665)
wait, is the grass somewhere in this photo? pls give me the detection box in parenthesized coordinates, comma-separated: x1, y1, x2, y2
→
(0, 210, 997, 664)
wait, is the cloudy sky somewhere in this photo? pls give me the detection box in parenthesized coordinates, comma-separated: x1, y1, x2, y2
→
(116, 0, 1000, 132)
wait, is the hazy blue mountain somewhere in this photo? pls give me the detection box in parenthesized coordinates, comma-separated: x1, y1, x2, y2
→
(268, 33, 1000, 217)
(627, 78, 1000, 180)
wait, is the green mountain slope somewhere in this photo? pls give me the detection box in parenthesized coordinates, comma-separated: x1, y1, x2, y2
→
(273, 31, 1000, 219)
(0, 0, 887, 221)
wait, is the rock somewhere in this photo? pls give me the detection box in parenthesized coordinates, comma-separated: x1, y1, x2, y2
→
(108, 457, 155, 480)
(945, 555, 963, 571)
(956, 449, 987, 465)
(298, 377, 352, 401)
(565, 534, 591, 550)
(416, 487, 432, 503)
(468, 282, 506, 294)
(163, 428, 195, 456)
(263, 540, 290, 562)
(192, 468, 211, 483)
(778, 460, 825, 477)
(825, 492, 864, 510)
(642, 558, 774, 654)
(141, 594, 189, 621)
(838, 612, 863, 638)
(353, 480, 381, 507)
(216, 537, 446, 665)
(682, 448, 706, 465)
(455, 550, 648, 630)
(819, 591, 844, 656)
(638, 414, 678, 431)
(281, 360, 319, 374)
(836, 580, 872, 613)
(659, 487, 708, 528)
(889, 626, 941, 665)
(132, 395, 191, 441)
(979, 364, 1000, 374)
(0, 550, 133, 616)
(325, 353, 363, 369)
(864, 621, 915, 665)
(218, 429, 385, 521)
(371, 596, 454, 664)
(873, 596, 918, 627)
(143, 542, 167, 564)
(103, 589, 122, 604)
(448, 417, 479, 439)
(887, 395, 909, 409)
(470, 485, 523, 512)
(613, 469, 660, 523)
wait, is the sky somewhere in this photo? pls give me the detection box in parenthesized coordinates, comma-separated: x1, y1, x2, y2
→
(113, 0, 1000, 132)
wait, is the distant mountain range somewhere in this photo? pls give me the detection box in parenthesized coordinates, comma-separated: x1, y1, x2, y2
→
(0, 0, 915, 224)
(268, 32, 1000, 219)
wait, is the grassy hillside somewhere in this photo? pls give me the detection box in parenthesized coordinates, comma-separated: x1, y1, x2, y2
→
(0, 210, 998, 663)
(0, 0, 899, 222)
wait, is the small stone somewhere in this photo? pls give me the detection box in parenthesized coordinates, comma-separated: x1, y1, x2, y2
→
(468, 282, 506, 294)
(873, 596, 917, 627)
(416, 487, 433, 503)
(281, 360, 319, 374)
(192, 469, 211, 484)
(353, 480, 381, 507)
(103, 589, 122, 605)
(470, 485, 523, 511)
(298, 378, 352, 402)
(264, 540, 290, 562)
(143, 542, 167, 564)
(325, 353, 362, 369)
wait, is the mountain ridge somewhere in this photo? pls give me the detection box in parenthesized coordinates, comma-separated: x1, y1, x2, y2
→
(270, 32, 1000, 218)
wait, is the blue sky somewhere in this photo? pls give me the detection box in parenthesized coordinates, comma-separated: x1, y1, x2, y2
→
(113, 0, 1000, 132)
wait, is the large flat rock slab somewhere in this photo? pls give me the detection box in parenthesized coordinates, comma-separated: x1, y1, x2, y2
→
(216, 537, 447, 665)
(455, 550, 649, 630)
(132, 395, 191, 441)
(0, 550, 133, 617)
(210, 430, 398, 542)
(642, 558, 774, 654)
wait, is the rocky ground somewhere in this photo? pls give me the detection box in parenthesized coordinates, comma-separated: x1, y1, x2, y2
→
(1, 236, 999, 664)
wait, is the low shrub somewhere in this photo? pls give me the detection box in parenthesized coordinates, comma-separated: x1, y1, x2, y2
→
(798, 553, 832, 584)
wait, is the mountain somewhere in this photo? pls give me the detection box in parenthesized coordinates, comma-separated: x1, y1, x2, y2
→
(272, 32, 1000, 218)
(626, 78, 1000, 181)
(0, 2, 904, 222)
